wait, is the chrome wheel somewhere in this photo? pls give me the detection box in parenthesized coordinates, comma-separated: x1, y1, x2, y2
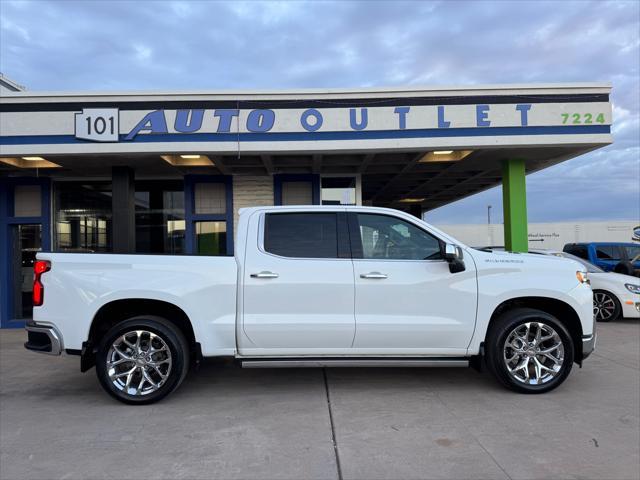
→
(106, 330, 172, 396)
(503, 322, 565, 385)
(594, 292, 617, 321)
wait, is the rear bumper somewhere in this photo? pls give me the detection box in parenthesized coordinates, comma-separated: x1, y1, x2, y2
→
(24, 323, 63, 355)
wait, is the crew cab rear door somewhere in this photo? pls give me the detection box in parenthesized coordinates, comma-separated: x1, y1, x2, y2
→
(239, 210, 355, 355)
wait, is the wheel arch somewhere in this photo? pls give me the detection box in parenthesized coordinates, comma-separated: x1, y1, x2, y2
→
(82, 298, 198, 372)
(486, 296, 584, 363)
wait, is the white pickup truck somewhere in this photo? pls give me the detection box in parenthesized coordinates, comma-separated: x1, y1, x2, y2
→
(26, 206, 595, 404)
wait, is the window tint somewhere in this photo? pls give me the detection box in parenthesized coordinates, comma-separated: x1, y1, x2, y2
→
(595, 245, 621, 260)
(355, 214, 442, 260)
(264, 213, 338, 258)
(564, 245, 589, 260)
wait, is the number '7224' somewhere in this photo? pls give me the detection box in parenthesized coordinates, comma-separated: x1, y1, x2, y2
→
(561, 113, 606, 124)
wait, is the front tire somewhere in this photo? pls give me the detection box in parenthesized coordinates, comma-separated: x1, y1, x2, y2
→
(95, 316, 189, 405)
(593, 290, 621, 322)
(485, 308, 574, 394)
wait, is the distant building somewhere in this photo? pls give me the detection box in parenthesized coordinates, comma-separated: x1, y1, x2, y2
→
(1, 80, 613, 326)
(435, 221, 638, 250)
(0, 74, 25, 93)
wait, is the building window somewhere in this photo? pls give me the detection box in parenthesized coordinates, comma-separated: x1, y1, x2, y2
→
(14, 185, 42, 217)
(195, 183, 226, 214)
(321, 176, 358, 206)
(135, 181, 185, 254)
(195, 221, 227, 255)
(185, 176, 233, 256)
(54, 182, 112, 252)
(281, 181, 313, 205)
(11, 224, 42, 320)
(274, 174, 320, 205)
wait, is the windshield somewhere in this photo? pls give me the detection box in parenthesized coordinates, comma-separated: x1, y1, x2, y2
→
(560, 252, 604, 273)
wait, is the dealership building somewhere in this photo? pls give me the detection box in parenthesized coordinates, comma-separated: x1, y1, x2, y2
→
(0, 78, 613, 327)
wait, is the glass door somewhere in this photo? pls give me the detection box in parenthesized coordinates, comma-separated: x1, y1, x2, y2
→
(11, 224, 42, 320)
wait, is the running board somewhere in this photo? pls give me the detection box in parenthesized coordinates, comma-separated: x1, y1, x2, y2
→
(241, 358, 469, 368)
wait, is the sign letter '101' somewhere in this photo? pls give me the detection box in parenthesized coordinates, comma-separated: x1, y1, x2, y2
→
(75, 108, 119, 142)
(86, 116, 114, 136)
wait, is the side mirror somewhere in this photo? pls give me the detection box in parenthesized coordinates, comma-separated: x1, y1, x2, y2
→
(443, 243, 466, 273)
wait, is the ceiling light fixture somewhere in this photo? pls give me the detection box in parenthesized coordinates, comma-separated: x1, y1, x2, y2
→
(161, 155, 214, 167)
(419, 150, 473, 163)
(0, 157, 61, 169)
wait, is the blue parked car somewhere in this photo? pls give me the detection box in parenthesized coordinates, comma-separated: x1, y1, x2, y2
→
(563, 242, 640, 276)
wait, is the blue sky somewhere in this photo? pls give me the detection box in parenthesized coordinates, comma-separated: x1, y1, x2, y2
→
(1, 0, 638, 223)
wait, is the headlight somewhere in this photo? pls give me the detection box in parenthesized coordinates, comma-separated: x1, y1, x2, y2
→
(625, 283, 640, 294)
(576, 271, 589, 285)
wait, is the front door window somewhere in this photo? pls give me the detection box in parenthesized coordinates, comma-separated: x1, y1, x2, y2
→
(354, 214, 442, 260)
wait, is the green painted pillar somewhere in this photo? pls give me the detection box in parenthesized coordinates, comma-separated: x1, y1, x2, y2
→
(502, 159, 528, 252)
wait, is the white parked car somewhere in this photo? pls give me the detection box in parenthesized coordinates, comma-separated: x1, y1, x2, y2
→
(537, 250, 640, 322)
(26, 206, 595, 404)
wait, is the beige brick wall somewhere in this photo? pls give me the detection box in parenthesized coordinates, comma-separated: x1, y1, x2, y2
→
(232, 176, 274, 237)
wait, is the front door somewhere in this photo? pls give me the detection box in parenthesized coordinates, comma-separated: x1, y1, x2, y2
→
(349, 213, 477, 355)
(240, 210, 355, 355)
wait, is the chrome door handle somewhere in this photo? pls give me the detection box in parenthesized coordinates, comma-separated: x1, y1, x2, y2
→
(360, 272, 388, 279)
(250, 271, 279, 279)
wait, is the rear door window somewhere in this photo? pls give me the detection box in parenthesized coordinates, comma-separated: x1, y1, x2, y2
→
(595, 245, 621, 261)
(264, 213, 340, 259)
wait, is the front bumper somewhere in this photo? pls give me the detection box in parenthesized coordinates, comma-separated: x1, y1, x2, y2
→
(620, 296, 640, 319)
(24, 322, 63, 355)
(582, 332, 597, 360)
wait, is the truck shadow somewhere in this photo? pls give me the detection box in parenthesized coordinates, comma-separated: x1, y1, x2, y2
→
(175, 359, 502, 400)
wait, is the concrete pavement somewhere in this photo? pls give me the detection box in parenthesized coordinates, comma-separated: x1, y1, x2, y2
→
(1, 320, 638, 480)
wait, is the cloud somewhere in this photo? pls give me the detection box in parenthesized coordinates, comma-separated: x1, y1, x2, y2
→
(0, 0, 638, 222)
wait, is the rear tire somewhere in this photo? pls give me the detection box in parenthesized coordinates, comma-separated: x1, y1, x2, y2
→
(485, 308, 574, 394)
(95, 316, 189, 405)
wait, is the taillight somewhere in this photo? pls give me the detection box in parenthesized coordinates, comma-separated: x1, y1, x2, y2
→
(33, 260, 50, 307)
